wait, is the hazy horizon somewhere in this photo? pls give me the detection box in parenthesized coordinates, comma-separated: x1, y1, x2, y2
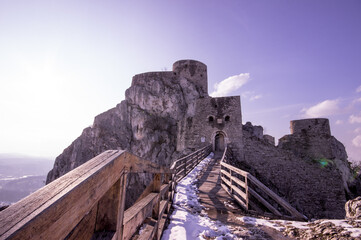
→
(0, 0, 360, 163)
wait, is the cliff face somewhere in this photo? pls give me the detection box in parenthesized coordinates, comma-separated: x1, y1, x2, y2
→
(46, 60, 208, 204)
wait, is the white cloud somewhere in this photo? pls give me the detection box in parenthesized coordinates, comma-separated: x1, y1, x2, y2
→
(210, 73, 250, 97)
(302, 99, 340, 118)
(352, 135, 361, 147)
(349, 114, 361, 124)
(241, 90, 262, 101)
(250, 94, 263, 101)
(355, 127, 361, 133)
(357, 85, 361, 93)
(335, 120, 344, 125)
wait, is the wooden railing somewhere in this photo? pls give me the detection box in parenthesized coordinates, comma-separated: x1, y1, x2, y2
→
(0, 146, 211, 240)
(170, 145, 212, 182)
(220, 147, 307, 221)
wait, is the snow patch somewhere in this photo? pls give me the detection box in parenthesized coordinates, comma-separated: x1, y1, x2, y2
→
(162, 153, 235, 240)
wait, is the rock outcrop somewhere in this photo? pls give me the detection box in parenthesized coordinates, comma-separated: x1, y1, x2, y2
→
(238, 120, 352, 219)
(46, 60, 208, 206)
(346, 197, 361, 220)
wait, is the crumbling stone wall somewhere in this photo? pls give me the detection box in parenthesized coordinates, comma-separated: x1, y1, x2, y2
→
(237, 121, 351, 219)
(279, 118, 353, 196)
(181, 96, 243, 156)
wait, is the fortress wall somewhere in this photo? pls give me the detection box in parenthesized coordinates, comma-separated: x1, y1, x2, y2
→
(290, 118, 331, 136)
(184, 96, 243, 154)
(173, 60, 208, 97)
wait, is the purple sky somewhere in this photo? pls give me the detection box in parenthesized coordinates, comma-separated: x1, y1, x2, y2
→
(0, 0, 360, 163)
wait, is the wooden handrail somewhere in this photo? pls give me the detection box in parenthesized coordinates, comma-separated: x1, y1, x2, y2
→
(0, 146, 212, 240)
(170, 145, 212, 182)
(220, 147, 307, 221)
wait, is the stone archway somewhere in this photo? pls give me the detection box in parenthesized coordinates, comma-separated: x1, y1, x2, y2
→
(212, 131, 227, 152)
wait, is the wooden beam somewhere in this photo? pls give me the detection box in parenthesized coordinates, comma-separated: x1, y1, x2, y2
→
(114, 173, 127, 240)
(66, 203, 98, 240)
(123, 193, 158, 240)
(95, 175, 123, 232)
(248, 187, 282, 217)
(220, 170, 247, 189)
(221, 162, 248, 177)
(0, 150, 127, 240)
(247, 174, 307, 220)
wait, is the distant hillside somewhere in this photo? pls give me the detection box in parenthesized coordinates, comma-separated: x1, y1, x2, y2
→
(0, 154, 53, 206)
(0, 154, 53, 178)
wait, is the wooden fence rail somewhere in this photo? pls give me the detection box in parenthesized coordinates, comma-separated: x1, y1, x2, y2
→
(220, 147, 307, 221)
(170, 145, 212, 182)
(0, 145, 211, 240)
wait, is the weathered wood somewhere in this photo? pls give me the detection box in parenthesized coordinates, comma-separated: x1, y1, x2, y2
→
(247, 174, 307, 220)
(0, 145, 212, 240)
(160, 184, 169, 199)
(123, 193, 158, 240)
(220, 147, 307, 220)
(0, 150, 126, 240)
(114, 173, 127, 240)
(0, 150, 119, 238)
(221, 161, 248, 177)
(136, 218, 157, 240)
(221, 176, 247, 200)
(157, 213, 168, 240)
(95, 175, 124, 232)
(66, 203, 98, 240)
(248, 187, 282, 217)
(221, 169, 247, 189)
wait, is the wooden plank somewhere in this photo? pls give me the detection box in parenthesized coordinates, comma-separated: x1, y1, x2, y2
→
(160, 184, 169, 198)
(136, 218, 157, 240)
(157, 213, 168, 240)
(248, 187, 282, 217)
(0, 150, 120, 238)
(114, 173, 127, 240)
(221, 183, 247, 210)
(66, 203, 98, 240)
(95, 175, 124, 232)
(221, 170, 247, 189)
(221, 162, 248, 177)
(230, 184, 247, 201)
(222, 175, 247, 199)
(123, 193, 158, 240)
(247, 174, 307, 220)
(222, 176, 247, 200)
(248, 199, 264, 214)
(158, 200, 168, 220)
(1, 150, 127, 240)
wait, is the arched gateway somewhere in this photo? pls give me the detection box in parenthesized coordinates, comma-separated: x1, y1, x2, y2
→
(212, 131, 227, 152)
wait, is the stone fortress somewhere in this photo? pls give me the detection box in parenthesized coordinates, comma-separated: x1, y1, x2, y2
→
(47, 60, 360, 219)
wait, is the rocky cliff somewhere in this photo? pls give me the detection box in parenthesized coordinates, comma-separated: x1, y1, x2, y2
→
(46, 60, 208, 205)
(238, 120, 355, 219)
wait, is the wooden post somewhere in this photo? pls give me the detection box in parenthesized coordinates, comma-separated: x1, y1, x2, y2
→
(152, 173, 161, 239)
(229, 169, 233, 194)
(245, 174, 249, 210)
(184, 159, 187, 177)
(115, 173, 127, 240)
(95, 178, 122, 233)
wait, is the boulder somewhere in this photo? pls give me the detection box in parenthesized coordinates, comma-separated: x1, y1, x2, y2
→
(345, 196, 361, 220)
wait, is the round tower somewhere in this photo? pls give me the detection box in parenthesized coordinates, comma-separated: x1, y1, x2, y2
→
(173, 60, 208, 97)
(290, 118, 331, 136)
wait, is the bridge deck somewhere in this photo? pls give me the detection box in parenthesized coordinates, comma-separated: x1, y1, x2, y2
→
(196, 152, 294, 240)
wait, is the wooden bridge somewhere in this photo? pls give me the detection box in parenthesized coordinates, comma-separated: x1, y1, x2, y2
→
(0, 146, 306, 240)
